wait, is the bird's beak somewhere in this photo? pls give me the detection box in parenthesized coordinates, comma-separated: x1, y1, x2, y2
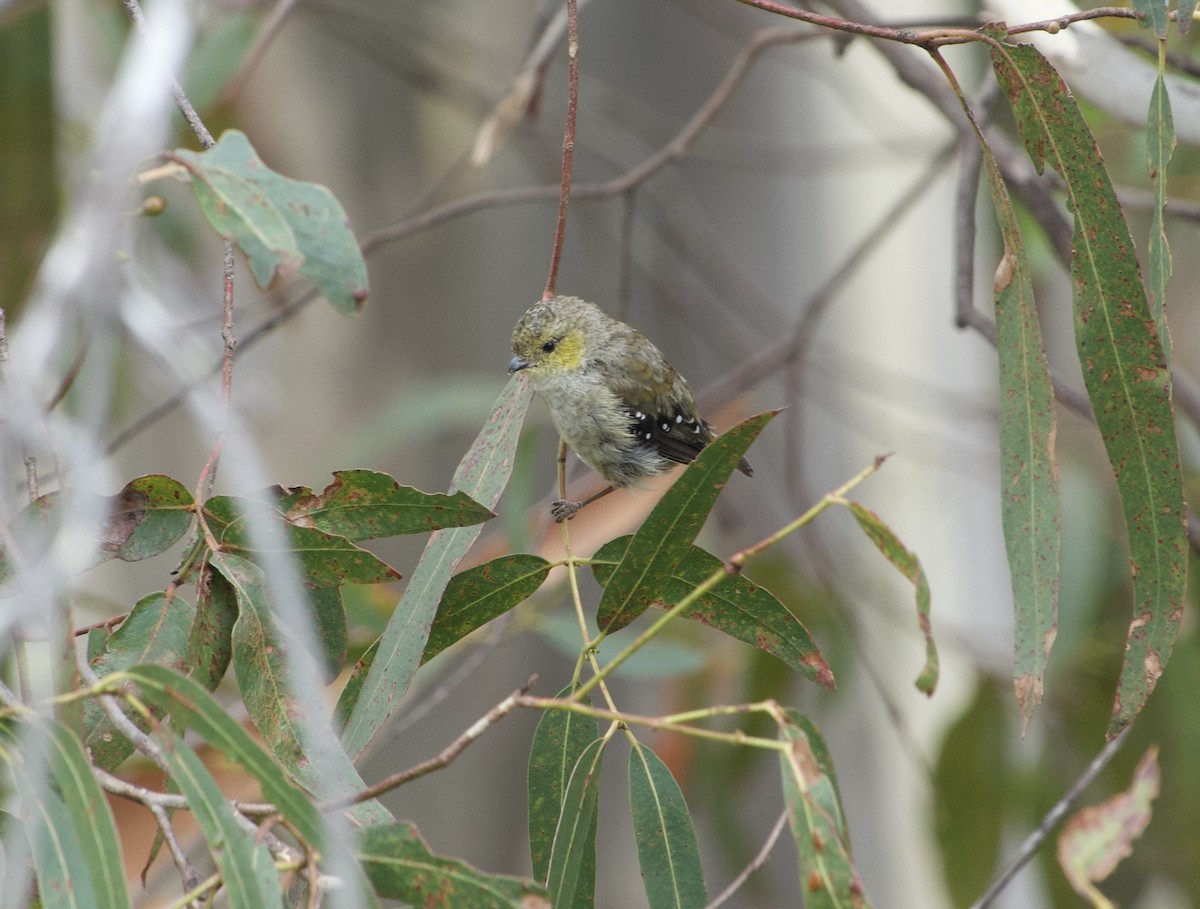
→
(508, 355, 530, 375)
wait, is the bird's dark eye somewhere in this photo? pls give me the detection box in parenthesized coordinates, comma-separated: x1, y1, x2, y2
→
(541, 340, 557, 354)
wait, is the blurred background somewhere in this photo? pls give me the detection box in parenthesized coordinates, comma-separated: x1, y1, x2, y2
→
(3, 0, 1200, 906)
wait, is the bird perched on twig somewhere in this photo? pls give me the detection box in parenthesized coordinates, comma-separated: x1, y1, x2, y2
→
(509, 295, 752, 521)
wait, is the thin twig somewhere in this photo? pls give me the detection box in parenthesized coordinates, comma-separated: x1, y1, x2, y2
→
(324, 678, 535, 810)
(969, 725, 1134, 909)
(703, 808, 790, 909)
(543, 0, 579, 299)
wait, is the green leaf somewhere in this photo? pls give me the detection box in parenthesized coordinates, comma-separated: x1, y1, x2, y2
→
(628, 740, 707, 909)
(188, 562, 237, 690)
(358, 822, 549, 907)
(172, 129, 369, 314)
(213, 552, 391, 824)
(309, 584, 348, 683)
(272, 470, 495, 541)
(0, 476, 194, 586)
(83, 590, 196, 771)
(1147, 71, 1174, 365)
(968, 113, 1060, 726)
(592, 537, 834, 689)
(340, 375, 532, 758)
(846, 502, 938, 694)
(120, 664, 323, 846)
(596, 411, 776, 633)
(204, 494, 401, 588)
(422, 554, 551, 664)
(1132, 0, 1170, 36)
(528, 687, 601, 884)
(23, 780, 97, 909)
(157, 730, 283, 909)
(547, 738, 607, 909)
(989, 41, 1188, 735)
(1180, 0, 1198, 33)
(1057, 746, 1160, 907)
(778, 710, 866, 909)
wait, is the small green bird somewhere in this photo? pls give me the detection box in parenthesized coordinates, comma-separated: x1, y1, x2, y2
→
(509, 295, 752, 521)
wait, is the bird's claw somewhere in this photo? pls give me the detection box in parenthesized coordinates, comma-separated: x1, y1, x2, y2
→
(551, 499, 583, 522)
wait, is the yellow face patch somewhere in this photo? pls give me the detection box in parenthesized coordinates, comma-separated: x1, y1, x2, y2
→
(545, 328, 584, 372)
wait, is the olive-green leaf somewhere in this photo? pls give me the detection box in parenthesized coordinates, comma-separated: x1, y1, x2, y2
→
(1132, 0, 1170, 36)
(358, 822, 549, 907)
(172, 129, 368, 314)
(340, 375, 531, 758)
(204, 493, 401, 587)
(528, 687, 600, 886)
(778, 709, 866, 909)
(422, 554, 550, 664)
(596, 411, 776, 634)
(272, 470, 495, 541)
(157, 730, 283, 909)
(629, 740, 707, 909)
(846, 502, 938, 695)
(592, 536, 834, 689)
(83, 590, 195, 771)
(188, 562, 238, 691)
(964, 104, 1060, 727)
(989, 41, 1188, 735)
(1147, 71, 1174, 364)
(547, 738, 607, 909)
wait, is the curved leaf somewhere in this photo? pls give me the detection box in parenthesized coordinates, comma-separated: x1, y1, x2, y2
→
(547, 737, 607, 909)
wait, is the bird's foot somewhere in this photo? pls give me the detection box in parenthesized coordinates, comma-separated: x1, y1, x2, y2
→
(551, 499, 583, 523)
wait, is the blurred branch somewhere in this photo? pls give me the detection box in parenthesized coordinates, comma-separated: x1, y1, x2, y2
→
(703, 808, 789, 909)
(970, 725, 1133, 909)
(543, 0, 580, 300)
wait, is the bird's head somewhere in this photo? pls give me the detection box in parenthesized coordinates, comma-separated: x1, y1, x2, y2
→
(508, 296, 607, 379)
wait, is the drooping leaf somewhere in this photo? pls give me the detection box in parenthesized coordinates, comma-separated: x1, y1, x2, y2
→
(171, 129, 369, 314)
(83, 590, 195, 770)
(628, 740, 707, 909)
(358, 822, 549, 907)
(546, 738, 607, 909)
(989, 40, 1187, 735)
(1180, 0, 1199, 33)
(422, 554, 551, 664)
(528, 687, 600, 885)
(965, 109, 1060, 726)
(204, 494, 401, 588)
(341, 375, 532, 758)
(212, 552, 390, 824)
(846, 502, 937, 694)
(188, 562, 237, 690)
(596, 411, 776, 633)
(271, 470, 494, 541)
(778, 710, 866, 909)
(1057, 746, 1160, 908)
(1132, 0, 1170, 36)
(592, 536, 833, 689)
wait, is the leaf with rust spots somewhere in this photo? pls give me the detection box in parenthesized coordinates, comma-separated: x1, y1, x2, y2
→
(1058, 747, 1160, 908)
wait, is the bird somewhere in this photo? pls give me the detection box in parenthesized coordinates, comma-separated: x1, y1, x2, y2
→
(508, 295, 752, 521)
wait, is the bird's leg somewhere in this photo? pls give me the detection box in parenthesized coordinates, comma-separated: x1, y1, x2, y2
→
(551, 485, 615, 522)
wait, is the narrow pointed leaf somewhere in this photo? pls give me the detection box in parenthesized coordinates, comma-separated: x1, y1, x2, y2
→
(213, 552, 391, 824)
(358, 822, 549, 907)
(989, 41, 1188, 735)
(341, 375, 531, 758)
(172, 129, 368, 313)
(547, 738, 607, 908)
(528, 687, 600, 884)
(597, 411, 776, 633)
(628, 740, 707, 909)
(966, 105, 1060, 726)
(778, 710, 866, 909)
(1057, 746, 1159, 907)
(592, 536, 833, 689)
(157, 730, 283, 909)
(272, 470, 494, 541)
(23, 781, 97, 909)
(846, 502, 937, 694)
(423, 554, 550, 663)
(188, 562, 237, 691)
